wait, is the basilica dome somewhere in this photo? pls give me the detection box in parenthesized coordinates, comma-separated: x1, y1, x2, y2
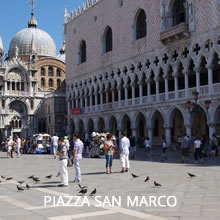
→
(8, 12, 56, 58)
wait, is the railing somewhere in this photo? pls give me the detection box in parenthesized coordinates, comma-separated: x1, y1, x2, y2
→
(69, 83, 220, 115)
(0, 91, 45, 98)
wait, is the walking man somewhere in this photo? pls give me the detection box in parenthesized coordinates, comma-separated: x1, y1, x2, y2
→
(73, 134, 84, 183)
(16, 136, 21, 158)
(120, 132, 130, 173)
(181, 134, 190, 163)
(51, 133, 59, 159)
(57, 137, 69, 187)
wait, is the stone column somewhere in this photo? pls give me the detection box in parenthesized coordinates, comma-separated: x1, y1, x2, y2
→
(106, 90, 109, 103)
(147, 79, 151, 103)
(67, 101, 70, 116)
(195, 67, 200, 93)
(174, 73, 179, 99)
(80, 96, 83, 109)
(4, 81, 7, 92)
(85, 95, 88, 113)
(207, 64, 214, 94)
(185, 124, 192, 137)
(125, 85, 128, 106)
(139, 82, 143, 104)
(90, 94, 93, 112)
(165, 76, 168, 100)
(155, 77, 159, 102)
(112, 89, 115, 103)
(95, 91, 98, 111)
(184, 72, 189, 98)
(165, 126, 171, 147)
(147, 127, 153, 146)
(131, 127, 137, 138)
(118, 86, 121, 108)
(132, 83, 135, 105)
(76, 97, 79, 108)
(208, 123, 216, 139)
(100, 92, 103, 110)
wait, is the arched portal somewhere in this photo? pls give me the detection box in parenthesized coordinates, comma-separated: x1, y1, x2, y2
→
(8, 100, 28, 138)
(191, 107, 208, 137)
(109, 116, 117, 136)
(151, 111, 164, 146)
(97, 118, 105, 133)
(121, 114, 131, 137)
(87, 119, 94, 139)
(135, 112, 147, 147)
(170, 109, 185, 142)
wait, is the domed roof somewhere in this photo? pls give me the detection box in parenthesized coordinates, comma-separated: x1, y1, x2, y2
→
(8, 28, 56, 58)
(8, 11, 56, 58)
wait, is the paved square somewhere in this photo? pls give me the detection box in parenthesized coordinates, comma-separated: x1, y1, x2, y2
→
(0, 149, 220, 220)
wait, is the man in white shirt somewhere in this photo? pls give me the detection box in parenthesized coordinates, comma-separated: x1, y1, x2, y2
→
(51, 133, 59, 159)
(73, 134, 84, 183)
(119, 132, 130, 173)
(16, 136, 21, 158)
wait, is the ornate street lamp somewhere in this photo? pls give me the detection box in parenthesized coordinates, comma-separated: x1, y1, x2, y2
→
(186, 91, 211, 113)
(204, 100, 211, 111)
(186, 91, 200, 113)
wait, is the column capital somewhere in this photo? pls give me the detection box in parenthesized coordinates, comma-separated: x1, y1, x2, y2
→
(207, 122, 217, 127)
(205, 64, 214, 70)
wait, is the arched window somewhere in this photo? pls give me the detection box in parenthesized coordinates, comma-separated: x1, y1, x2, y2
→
(104, 26, 113, 53)
(2, 99, 5, 109)
(48, 66, 54, 76)
(41, 68, 45, 76)
(57, 79, 61, 88)
(135, 9, 147, 40)
(41, 78, 45, 87)
(173, 0, 185, 26)
(49, 78, 54, 87)
(79, 40, 86, 64)
(56, 69, 61, 77)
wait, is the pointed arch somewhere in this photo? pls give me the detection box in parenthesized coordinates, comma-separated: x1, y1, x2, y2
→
(79, 40, 86, 64)
(133, 8, 147, 40)
(103, 26, 112, 53)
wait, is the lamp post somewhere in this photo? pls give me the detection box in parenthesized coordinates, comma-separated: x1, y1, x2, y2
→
(185, 91, 211, 113)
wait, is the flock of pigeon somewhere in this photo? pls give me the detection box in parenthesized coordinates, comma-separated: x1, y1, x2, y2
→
(0, 174, 97, 196)
(0, 172, 197, 194)
(131, 172, 197, 187)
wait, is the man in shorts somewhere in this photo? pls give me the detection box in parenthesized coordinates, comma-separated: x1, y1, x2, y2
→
(181, 134, 190, 163)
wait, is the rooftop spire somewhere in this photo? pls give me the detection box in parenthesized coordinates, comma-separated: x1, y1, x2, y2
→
(28, 0, 38, 28)
(0, 33, 4, 51)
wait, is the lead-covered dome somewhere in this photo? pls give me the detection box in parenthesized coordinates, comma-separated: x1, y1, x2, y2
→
(8, 11, 56, 58)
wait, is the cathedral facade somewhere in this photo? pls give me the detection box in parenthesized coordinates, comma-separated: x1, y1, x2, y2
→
(65, 0, 220, 146)
(0, 9, 66, 140)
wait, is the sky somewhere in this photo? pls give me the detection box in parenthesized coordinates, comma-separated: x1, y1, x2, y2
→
(0, 0, 85, 55)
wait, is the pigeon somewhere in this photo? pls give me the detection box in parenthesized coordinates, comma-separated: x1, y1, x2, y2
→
(144, 176, 150, 182)
(89, 188, 96, 196)
(18, 181, 25, 185)
(131, 173, 139, 178)
(33, 177, 40, 182)
(26, 184, 30, 190)
(45, 174, 52, 179)
(78, 184, 88, 190)
(56, 172, 60, 177)
(28, 175, 35, 179)
(188, 173, 196, 178)
(78, 188, 87, 195)
(6, 177, 13, 181)
(1, 175, 6, 179)
(17, 185, 24, 191)
(154, 181, 162, 187)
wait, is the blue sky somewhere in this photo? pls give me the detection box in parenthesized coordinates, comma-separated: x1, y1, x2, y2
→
(0, 0, 84, 55)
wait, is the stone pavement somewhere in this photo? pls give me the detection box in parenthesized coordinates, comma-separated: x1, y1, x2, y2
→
(0, 149, 220, 220)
